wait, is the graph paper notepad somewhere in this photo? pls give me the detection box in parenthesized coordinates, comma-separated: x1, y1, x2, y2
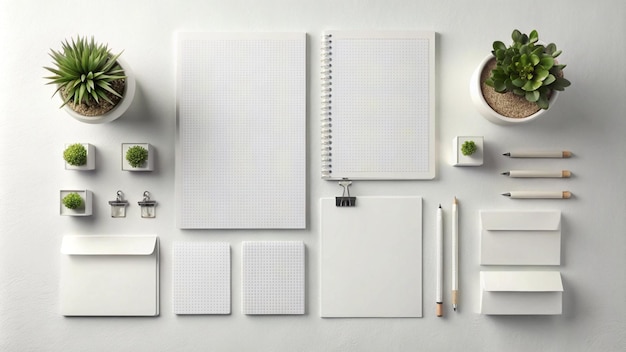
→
(320, 196, 423, 317)
(241, 241, 305, 315)
(321, 31, 436, 180)
(176, 32, 306, 229)
(172, 242, 231, 315)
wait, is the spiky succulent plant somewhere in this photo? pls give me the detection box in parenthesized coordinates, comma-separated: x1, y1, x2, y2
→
(44, 36, 126, 108)
(485, 29, 571, 109)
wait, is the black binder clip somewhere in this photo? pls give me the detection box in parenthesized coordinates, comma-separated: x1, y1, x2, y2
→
(336, 179, 356, 207)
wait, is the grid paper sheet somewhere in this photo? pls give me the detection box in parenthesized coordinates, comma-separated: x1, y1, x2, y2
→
(172, 242, 231, 315)
(242, 241, 305, 315)
(176, 32, 306, 229)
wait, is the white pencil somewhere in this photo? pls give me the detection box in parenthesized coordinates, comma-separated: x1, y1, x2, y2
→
(501, 170, 571, 178)
(436, 204, 443, 317)
(451, 197, 458, 312)
(502, 191, 572, 199)
(503, 150, 572, 158)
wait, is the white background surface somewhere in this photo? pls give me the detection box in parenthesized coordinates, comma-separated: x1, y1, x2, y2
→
(1, 0, 625, 351)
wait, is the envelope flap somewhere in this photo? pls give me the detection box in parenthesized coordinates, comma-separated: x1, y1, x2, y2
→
(61, 235, 158, 255)
(481, 271, 563, 292)
(481, 210, 561, 231)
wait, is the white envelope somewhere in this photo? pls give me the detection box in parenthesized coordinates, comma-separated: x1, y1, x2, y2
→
(480, 271, 563, 315)
(60, 235, 159, 316)
(480, 210, 561, 265)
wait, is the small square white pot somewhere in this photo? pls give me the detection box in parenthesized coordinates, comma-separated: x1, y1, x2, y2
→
(453, 136, 484, 166)
(122, 143, 154, 171)
(60, 190, 93, 216)
(64, 143, 95, 170)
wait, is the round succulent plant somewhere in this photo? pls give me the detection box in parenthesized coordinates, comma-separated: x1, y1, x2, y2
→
(63, 143, 87, 166)
(62, 193, 84, 209)
(461, 140, 477, 156)
(485, 29, 571, 109)
(126, 145, 148, 168)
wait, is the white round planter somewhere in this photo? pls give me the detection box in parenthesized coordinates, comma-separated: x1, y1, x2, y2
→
(62, 57, 136, 124)
(469, 54, 558, 126)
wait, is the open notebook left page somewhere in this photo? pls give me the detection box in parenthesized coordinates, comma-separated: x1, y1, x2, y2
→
(176, 32, 306, 229)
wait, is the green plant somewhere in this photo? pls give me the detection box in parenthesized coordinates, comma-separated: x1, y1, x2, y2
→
(63, 143, 87, 166)
(62, 193, 83, 209)
(461, 140, 477, 156)
(44, 36, 126, 108)
(126, 145, 148, 168)
(485, 29, 571, 110)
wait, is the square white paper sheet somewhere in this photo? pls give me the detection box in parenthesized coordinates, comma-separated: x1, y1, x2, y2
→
(241, 241, 305, 315)
(320, 196, 423, 317)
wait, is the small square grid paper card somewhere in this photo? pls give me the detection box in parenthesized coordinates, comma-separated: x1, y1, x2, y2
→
(241, 241, 305, 315)
(172, 242, 231, 315)
(176, 32, 306, 229)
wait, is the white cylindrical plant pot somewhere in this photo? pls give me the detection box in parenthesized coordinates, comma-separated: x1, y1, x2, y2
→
(63, 57, 136, 124)
(60, 190, 93, 216)
(122, 143, 154, 171)
(452, 136, 483, 166)
(64, 143, 95, 170)
(469, 55, 558, 126)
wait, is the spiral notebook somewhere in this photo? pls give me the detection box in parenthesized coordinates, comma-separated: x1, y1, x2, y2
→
(176, 32, 306, 229)
(321, 31, 436, 180)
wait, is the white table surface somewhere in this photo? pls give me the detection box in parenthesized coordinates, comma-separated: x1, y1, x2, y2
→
(1, 0, 624, 351)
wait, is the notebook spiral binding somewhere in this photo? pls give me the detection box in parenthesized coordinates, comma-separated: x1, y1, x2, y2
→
(321, 34, 333, 178)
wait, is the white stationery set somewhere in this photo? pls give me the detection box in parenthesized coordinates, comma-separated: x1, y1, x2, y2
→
(56, 30, 572, 321)
(60, 235, 159, 316)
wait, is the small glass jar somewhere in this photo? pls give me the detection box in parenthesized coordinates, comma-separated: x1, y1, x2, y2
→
(138, 191, 157, 218)
(108, 191, 128, 218)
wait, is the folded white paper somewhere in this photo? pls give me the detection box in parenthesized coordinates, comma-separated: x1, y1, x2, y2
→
(480, 210, 561, 265)
(60, 235, 159, 316)
(480, 271, 563, 315)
